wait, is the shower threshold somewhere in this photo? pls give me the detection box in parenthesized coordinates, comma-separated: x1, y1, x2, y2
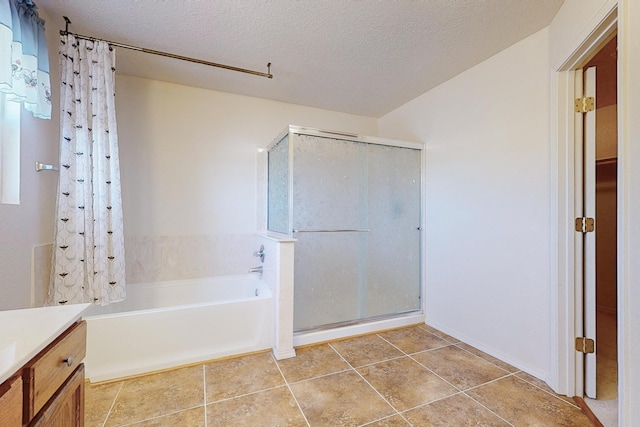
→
(292, 310, 424, 347)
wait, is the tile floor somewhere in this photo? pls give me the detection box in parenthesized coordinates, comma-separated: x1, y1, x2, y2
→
(85, 324, 595, 427)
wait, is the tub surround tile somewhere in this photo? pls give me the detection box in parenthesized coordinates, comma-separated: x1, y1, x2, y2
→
(104, 365, 204, 426)
(378, 325, 450, 354)
(290, 370, 395, 426)
(276, 343, 350, 383)
(454, 342, 520, 373)
(129, 406, 205, 427)
(466, 375, 593, 426)
(412, 345, 509, 391)
(206, 386, 307, 427)
(357, 357, 458, 411)
(403, 393, 511, 427)
(330, 334, 404, 368)
(125, 233, 256, 284)
(84, 381, 122, 427)
(205, 352, 285, 402)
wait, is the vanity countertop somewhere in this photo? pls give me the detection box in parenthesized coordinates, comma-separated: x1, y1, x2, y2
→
(0, 303, 91, 384)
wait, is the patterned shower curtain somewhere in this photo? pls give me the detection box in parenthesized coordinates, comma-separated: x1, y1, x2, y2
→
(49, 34, 125, 305)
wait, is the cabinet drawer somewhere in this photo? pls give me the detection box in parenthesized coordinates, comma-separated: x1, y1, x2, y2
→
(24, 321, 86, 420)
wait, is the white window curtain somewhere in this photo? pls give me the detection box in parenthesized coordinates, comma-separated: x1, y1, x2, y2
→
(0, 0, 51, 119)
(49, 34, 125, 305)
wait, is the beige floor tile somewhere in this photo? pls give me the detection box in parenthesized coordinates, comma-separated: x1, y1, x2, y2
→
(466, 375, 593, 426)
(129, 406, 205, 427)
(357, 357, 458, 411)
(85, 381, 122, 427)
(403, 393, 511, 427)
(205, 352, 285, 402)
(412, 346, 509, 391)
(454, 342, 519, 373)
(105, 365, 204, 427)
(378, 326, 450, 354)
(330, 334, 404, 367)
(515, 371, 579, 407)
(206, 386, 307, 427)
(419, 324, 460, 343)
(277, 344, 350, 383)
(362, 414, 411, 426)
(290, 370, 395, 426)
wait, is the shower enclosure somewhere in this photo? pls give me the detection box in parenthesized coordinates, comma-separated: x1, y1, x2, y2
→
(268, 126, 423, 332)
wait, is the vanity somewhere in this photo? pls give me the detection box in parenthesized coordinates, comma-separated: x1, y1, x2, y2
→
(0, 304, 90, 426)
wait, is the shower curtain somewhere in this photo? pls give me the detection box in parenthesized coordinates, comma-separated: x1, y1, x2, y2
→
(49, 34, 125, 305)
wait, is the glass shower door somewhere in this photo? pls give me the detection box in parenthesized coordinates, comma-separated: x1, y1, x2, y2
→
(364, 144, 422, 318)
(291, 133, 421, 331)
(292, 135, 368, 330)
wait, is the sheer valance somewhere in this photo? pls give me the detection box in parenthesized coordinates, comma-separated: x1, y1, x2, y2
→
(0, 0, 50, 119)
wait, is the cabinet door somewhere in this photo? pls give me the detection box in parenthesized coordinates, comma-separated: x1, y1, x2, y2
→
(30, 365, 84, 427)
(0, 376, 22, 427)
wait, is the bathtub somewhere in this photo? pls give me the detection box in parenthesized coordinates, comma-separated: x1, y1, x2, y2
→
(83, 274, 273, 382)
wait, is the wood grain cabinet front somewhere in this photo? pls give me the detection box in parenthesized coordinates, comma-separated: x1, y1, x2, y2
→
(0, 320, 86, 427)
(29, 365, 84, 427)
(23, 320, 87, 422)
(0, 375, 22, 427)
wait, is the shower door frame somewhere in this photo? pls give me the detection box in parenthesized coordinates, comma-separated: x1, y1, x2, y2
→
(266, 125, 427, 344)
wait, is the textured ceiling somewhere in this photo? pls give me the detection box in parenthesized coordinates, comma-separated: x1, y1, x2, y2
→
(37, 0, 564, 117)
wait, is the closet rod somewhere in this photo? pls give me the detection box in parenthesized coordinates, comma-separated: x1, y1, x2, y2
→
(60, 16, 273, 79)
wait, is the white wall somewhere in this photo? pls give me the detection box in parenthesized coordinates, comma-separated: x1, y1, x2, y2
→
(116, 75, 378, 283)
(0, 9, 60, 310)
(379, 28, 552, 378)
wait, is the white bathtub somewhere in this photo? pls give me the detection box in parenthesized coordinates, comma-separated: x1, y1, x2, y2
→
(83, 274, 273, 382)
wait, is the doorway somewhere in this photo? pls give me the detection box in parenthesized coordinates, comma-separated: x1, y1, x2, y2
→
(578, 35, 618, 424)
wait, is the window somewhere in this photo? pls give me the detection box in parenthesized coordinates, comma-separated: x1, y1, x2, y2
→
(0, 92, 20, 204)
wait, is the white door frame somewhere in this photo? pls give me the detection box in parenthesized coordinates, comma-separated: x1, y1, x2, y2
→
(551, 2, 617, 399)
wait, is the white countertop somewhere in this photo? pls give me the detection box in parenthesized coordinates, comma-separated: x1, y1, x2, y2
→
(0, 304, 91, 384)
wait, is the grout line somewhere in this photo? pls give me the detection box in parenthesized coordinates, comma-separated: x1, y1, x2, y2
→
(329, 343, 401, 420)
(114, 404, 206, 427)
(202, 364, 207, 427)
(510, 372, 581, 408)
(375, 334, 410, 356)
(271, 353, 311, 427)
(206, 383, 288, 405)
(462, 392, 516, 427)
(453, 342, 518, 374)
(459, 372, 518, 394)
(284, 366, 354, 385)
(406, 353, 464, 393)
(100, 381, 124, 427)
(417, 324, 462, 344)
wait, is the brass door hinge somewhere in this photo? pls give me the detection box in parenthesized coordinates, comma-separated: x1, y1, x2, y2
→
(575, 337, 595, 354)
(575, 217, 595, 233)
(575, 97, 595, 113)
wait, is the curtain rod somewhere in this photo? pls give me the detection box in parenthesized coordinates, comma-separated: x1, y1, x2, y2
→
(59, 16, 273, 79)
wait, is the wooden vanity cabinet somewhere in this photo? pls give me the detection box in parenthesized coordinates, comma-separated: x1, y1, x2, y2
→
(0, 320, 86, 427)
(0, 375, 22, 426)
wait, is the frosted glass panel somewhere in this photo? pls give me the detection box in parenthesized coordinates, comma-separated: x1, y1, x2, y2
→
(292, 134, 367, 230)
(364, 144, 421, 317)
(267, 135, 289, 234)
(293, 232, 367, 330)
